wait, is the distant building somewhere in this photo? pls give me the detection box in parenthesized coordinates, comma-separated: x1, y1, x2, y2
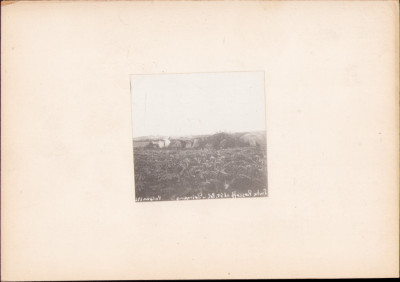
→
(239, 133, 263, 147)
(133, 137, 171, 148)
(170, 140, 182, 148)
(133, 140, 150, 148)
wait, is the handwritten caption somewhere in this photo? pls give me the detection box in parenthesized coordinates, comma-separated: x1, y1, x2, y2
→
(136, 189, 267, 202)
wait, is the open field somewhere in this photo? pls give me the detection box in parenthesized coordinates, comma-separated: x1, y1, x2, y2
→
(134, 146, 267, 202)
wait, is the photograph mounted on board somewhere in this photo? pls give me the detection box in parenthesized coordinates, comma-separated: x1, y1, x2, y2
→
(131, 72, 267, 202)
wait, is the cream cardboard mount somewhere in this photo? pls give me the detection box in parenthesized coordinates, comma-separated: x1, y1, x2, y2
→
(1, 0, 399, 280)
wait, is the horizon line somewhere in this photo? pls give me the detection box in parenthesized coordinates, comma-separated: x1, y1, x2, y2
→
(132, 129, 266, 140)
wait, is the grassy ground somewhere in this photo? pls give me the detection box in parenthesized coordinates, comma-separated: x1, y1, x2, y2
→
(134, 147, 267, 202)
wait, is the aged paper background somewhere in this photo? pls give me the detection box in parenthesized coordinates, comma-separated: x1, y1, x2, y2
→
(1, 0, 399, 280)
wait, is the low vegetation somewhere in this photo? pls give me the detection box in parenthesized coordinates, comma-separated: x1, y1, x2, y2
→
(134, 145, 267, 202)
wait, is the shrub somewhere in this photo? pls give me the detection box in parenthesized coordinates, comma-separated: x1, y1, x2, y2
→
(204, 132, 245, 149)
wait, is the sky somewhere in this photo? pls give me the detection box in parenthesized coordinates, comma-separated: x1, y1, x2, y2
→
(131, 72, 266, 138)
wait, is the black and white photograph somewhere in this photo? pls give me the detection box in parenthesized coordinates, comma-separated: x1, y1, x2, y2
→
(131, 72, 267, 202)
